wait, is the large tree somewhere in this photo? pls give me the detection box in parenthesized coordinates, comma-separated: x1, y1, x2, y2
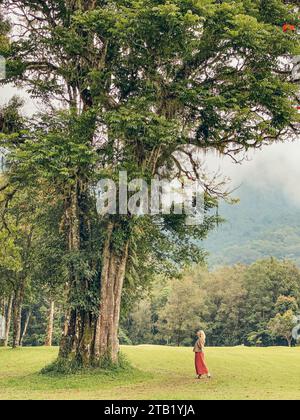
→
(1, 0, 300, 369)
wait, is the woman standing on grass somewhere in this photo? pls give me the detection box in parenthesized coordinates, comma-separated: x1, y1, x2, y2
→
(193, 330, 211, 379)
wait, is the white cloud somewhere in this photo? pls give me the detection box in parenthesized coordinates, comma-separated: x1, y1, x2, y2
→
(205, 141, 300, 207)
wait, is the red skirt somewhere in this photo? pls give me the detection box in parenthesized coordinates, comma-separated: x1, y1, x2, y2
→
(195, 352, 209, 375)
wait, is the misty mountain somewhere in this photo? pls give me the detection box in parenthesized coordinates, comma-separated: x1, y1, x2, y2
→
(203, 183, 300, 268)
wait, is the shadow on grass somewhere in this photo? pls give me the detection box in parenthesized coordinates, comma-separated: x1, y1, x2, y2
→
(0, 353, 154, 392)
(41, 352, 132, 375)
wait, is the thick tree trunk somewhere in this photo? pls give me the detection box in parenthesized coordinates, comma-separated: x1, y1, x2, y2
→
(12, 280, 25, 348)
(59, 308, 97, 367)
(0, 298, 5, 317)
(58, 219, 129, 369)
(94, 223, 129, 365)
(58, 188, 98, 368)
(63, 309, 70, 337)
(20, 310, 31, 347)
(4, 295, 13, 347)
(58, 177, 130, 370)
(45, 300, 55, 347)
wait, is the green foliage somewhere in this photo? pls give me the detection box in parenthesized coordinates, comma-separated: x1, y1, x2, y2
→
(0, 97, 24, 135)
(275, 295, 299, 315)
(122, 258, 300, 347)
(119, 328, 133, 345)
(247, 330, 272, 347)
(243, 258, 300, 341)
(156, 276, 203, 346)
(0, 12, 10, 59)
(0, 230, 22, 272)
(268, 310, 296, 346)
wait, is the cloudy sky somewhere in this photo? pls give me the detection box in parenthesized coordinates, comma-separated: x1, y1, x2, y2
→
(205, 140, 300, 207)
(1, 84, 300, 207)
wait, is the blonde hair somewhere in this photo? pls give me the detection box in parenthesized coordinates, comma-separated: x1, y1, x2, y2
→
(199, 330, 206, 346)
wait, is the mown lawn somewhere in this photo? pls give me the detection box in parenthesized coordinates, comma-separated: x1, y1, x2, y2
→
(0, 345, 299, 400)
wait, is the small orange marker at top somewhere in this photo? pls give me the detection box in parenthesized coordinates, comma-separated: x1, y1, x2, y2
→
(283, 23, 296, 32)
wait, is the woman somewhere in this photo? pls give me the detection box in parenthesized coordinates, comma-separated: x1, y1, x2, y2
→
(193, 330, 211, 379)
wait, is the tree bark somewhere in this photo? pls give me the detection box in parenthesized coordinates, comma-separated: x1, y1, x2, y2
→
(45, 300, 55, 347)
(58, 187, 98, 367)
(58, 218, 130, 369)
(20, 310, 31, 347)
(4, 295, 13, 347)
(63, 309, 70, 337)
(12, 280, 25, 348)
(59, 308, 97, 367)
(58, 188, 82, 363)
(94, 223, 129, 365)
(0, 298, 5, 317)
(0, 298, 5, 347)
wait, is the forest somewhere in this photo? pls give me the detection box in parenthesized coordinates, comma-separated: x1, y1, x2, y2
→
(1, 0, 300, 375)
(2, 256, 300, 349)
(123, 258, 300, 348)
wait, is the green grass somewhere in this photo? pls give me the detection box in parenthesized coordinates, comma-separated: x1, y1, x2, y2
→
(0, 345, 300, 400)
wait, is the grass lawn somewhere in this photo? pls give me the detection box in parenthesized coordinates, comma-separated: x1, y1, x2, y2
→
(0, 345, 299, 400)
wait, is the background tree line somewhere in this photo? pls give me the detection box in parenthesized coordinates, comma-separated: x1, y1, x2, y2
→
(2, 256, 300, 348)
(121, 258, 300, 348)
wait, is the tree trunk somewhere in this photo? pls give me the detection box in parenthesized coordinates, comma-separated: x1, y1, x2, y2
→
(12, 280, 25, 348)
(58, 219, 130, 369)
(0, 298, 5, 347)
(63, 309, 70, 337)
(45, 300, 55, 347)
(0, 297, 5, 317)
(94, 222, 129, 365)
(19, 310, 31, 347)
(58, 188, 98, 368)
(4, 295, 13, 347)
(57, 178, 130, 370)
(59, 307, 98, 368)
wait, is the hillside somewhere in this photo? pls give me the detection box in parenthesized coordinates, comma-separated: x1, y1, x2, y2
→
(203, 183, 300, 267)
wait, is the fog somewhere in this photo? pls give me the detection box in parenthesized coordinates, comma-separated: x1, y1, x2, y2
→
(205, 141, 300, 207)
